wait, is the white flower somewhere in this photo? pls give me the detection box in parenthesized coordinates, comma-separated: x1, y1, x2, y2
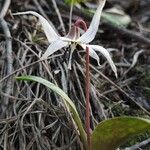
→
(13, 0, 117, 77)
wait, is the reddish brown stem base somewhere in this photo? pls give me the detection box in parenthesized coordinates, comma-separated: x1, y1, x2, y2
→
(74, 19, 91, 150)
(85, 46, 91, 150)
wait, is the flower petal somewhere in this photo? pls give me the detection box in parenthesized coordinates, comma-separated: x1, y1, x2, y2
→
(88, 44, 117, 77)
(77, 0, 106, 44)
(13, 11, 59, 42)
(81, 44, 100, 66)
(41, 40, 68, 59)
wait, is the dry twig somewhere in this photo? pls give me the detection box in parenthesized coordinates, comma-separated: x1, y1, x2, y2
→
(0, 0, 12, 117)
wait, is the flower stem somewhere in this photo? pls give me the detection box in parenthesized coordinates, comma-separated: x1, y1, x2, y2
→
(85, 46, 91, 150)
(74, 19, 91, 150)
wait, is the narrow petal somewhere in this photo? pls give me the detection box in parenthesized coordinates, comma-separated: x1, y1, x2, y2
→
(89, 48, 101, 66)
(77, 0, 106, 44)
(81, 44, 100, 66)
(13, 11, 59, 42)
(41, 40, 68, 59)
(88, 45, 117, 77)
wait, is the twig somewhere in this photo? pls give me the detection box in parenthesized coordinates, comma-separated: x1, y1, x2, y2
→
(0, 0, 12, 117)
(51, 0, 66, 34)
(69, 0, 73, 30)
(0, 0, 11, 18)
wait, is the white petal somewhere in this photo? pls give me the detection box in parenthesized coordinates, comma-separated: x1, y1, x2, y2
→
(77, 0, 106, 43)
(80, 44, 100, 65)
(88, 45, 117, 77)
(41, 40, 68, 59)
(13, 11, 59, 42)
(89, 48, 101, 66)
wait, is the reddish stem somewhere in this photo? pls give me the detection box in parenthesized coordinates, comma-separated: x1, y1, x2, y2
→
(85, 46, 91, 150)
(75, 19, 91, 150)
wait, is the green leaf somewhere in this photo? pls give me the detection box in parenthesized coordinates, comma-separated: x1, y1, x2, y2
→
(16, 76, 87, 149)
(91, 117, 150, 150)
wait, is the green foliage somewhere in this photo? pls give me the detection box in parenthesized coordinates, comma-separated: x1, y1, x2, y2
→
(65, 0, 85, 5)
(91, 117, 150, 150)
